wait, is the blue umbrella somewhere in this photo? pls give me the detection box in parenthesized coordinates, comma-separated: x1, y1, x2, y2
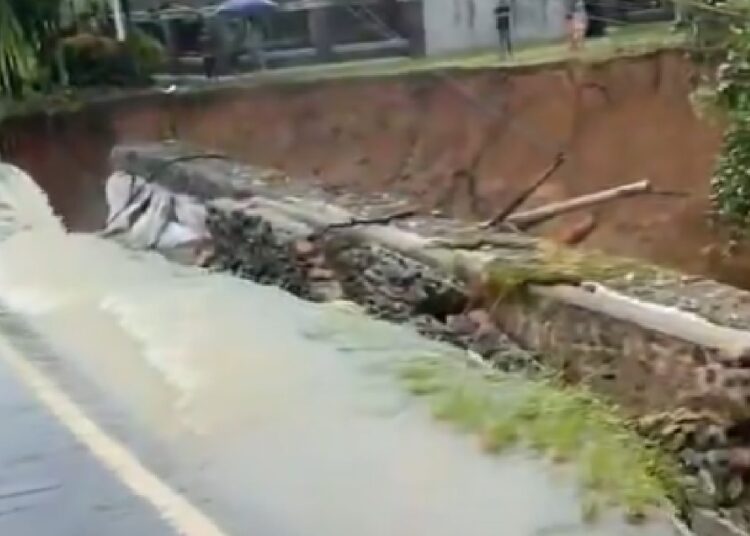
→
(214, 0, 278, 16)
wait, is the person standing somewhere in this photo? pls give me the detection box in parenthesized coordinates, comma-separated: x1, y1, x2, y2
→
(245, 16, 267, 71)
(672, 0, 688, 31)
(199, 21, 217, 78)
(494, 0, 513, 56)
(565, 0, 588, 51)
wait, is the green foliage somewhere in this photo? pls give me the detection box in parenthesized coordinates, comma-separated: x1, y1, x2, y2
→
(0, 0, 160, 98)
(712, 11, 750, 111)
(61, 32, 128, 86)
(395, 355, 682, 521)
(696, 1, 750, 226)
(61, 29, 164, 87)
(0, 0, 62, 97)
(127, 29, 166, 76)
(681, 0, 737, 51)
(713, 114, 750, 225)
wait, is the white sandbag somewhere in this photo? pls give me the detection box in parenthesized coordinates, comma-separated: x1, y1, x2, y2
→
(105, 172, 143, 222)
(155, 222, 206, 249)
(126, 185, 174, 248)
(174, 195, 208, 238)
(103, 171, 210, 250)
(104, 172, 151, 235)
(105, 171, 138, 218)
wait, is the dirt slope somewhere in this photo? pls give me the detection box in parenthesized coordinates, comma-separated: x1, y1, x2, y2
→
(2, 49, 739, 285)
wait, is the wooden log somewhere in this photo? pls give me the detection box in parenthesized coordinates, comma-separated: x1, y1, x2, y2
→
(539, 283, 750, 358)
(507, 180, 652, 229)
(240, 195, 750, 358)
(241, 196, 447, 270)
(317, 207, 418, 234)
(425, 232, 538, 251)
(115, 146, 750, 360)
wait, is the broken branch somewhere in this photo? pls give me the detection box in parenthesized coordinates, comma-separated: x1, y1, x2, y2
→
(425, 232, 537, 251)
(317, 207, 417, 235)
(507, 179, 652, 230)
(480, 152, 566, 229)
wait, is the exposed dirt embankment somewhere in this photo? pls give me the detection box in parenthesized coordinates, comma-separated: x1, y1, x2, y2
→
(1, 49, 736, 284)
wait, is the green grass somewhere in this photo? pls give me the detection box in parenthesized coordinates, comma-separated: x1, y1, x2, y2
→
(395, 354, 681, 522)
(0, 90, 83, 121)
(250, 22, 684, 86)
(1, 23, 684, 122)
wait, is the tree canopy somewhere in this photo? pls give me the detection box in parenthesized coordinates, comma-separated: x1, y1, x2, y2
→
(0, 0, 63, 97)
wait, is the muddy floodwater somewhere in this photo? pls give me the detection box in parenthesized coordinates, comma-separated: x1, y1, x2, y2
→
(0, 164, 676, 535)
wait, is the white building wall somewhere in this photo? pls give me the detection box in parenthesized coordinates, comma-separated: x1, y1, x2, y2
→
(423, 0, 566, 56)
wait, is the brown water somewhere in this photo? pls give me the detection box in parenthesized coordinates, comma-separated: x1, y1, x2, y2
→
(0, 162, 678, 535)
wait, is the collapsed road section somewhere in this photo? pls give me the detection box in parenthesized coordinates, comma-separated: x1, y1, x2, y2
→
(0, 160, 684, 536)
(104, 141, 750, 535)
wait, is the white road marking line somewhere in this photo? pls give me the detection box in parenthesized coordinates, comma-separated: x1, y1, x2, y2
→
(0, 334, 228, 536)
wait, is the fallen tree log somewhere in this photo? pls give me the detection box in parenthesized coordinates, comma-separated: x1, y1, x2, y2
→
(227, 195, 750, 360)
(243, 196, 451, 272)
(425, 232, 538, 251)
(111, 146, 750, 360)
(506, 179, 652, 229)
(111, 144, 750, 535)
(316, 207, 418, 234)
(539, 283, 750, 359)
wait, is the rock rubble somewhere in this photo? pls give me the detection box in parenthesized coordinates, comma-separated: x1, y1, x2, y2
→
(202, 206, 540, 373)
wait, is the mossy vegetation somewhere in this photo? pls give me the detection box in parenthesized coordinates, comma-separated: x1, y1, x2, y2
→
(0, 89, 83, 121)
(482, 240, 674, 301)
(395, 354, 682, 522)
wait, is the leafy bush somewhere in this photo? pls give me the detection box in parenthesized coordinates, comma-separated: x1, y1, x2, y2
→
(126, 29, 166, 77)
(61, 32, 133, 86)
(697, 2, 750, 227)
(0, 0, 62, 97)
(713, 114, 750, 225)
(61, 29, 165, 87)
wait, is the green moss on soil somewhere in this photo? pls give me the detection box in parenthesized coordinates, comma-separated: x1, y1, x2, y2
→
(0, 91, 85, 122)
(395, 354, 682, 522)
(483, 240, 676, 300)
